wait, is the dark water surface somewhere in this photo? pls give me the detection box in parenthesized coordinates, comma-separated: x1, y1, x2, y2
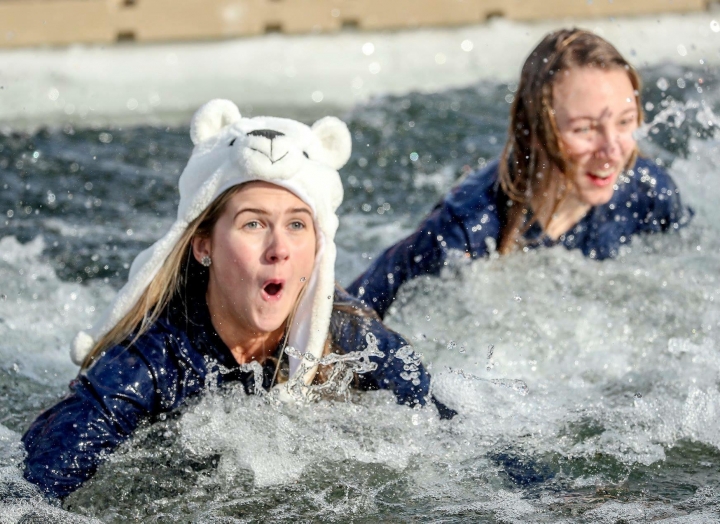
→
(1, 64, 720, 522)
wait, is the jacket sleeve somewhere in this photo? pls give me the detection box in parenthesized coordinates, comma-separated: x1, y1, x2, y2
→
(347, 163, 503, 319)
(346, 202, 472, 319)
(22, 342, 163, 499)
(634, 162, 693, 234)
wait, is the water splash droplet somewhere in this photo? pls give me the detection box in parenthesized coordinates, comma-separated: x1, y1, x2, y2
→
(236, 360, 265, 396)
(447, 367, 528, 396)
(489, 378, 529, 396)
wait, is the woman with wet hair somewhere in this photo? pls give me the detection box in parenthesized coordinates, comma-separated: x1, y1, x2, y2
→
(349, 28, 692, 318)
(22, 100, 454, 500)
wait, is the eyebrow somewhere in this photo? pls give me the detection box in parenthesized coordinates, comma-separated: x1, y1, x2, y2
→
(567, 107, 637, 123)
(233, 207, 313, 220)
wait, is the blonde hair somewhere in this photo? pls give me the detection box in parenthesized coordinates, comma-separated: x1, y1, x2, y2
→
(497, 28, 643, 254)
(81, 186, 241, 369)
(82, 184, 374, 390)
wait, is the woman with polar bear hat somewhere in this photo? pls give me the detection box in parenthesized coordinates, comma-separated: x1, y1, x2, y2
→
(22, 100, 454, 500)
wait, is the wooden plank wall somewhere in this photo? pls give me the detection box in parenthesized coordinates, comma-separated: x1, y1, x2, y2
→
(0, 0, 708, 48)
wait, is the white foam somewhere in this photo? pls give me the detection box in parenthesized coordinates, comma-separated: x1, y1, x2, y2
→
(179, 387, 430, 488)
(0, 45, 718, 517)
(0, 236, 114, 383)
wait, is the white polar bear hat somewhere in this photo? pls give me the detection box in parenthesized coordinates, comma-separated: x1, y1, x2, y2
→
(71, 99, 351, 386)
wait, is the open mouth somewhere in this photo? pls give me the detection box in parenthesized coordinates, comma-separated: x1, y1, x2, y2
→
(586, 167, 617, 186)
(262, 280, 284, 298)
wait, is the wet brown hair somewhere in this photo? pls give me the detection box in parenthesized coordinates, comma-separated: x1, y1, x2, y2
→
(497, 28, 643, 254)
(81, 185, 242, 369)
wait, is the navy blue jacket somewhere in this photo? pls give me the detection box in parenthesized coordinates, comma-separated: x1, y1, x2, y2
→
(348, 157, 692, 318)
(23, 283, 451, 500)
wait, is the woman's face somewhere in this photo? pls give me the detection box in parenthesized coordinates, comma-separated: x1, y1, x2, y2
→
(194, 182, 316, 336)
(553, 66, 639, 206)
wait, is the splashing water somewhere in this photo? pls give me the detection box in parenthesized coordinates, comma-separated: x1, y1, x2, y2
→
(0, 58, 720, 521)
(280, 333, 385, 402)
(447, 367, 529, 396)
(635, 97, 720, 141)
(237, 361, 265, 397)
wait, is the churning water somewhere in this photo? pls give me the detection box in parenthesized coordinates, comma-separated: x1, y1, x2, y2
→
(1, 32, 720, 523)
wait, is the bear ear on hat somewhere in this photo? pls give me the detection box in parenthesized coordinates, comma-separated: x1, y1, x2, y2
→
(190, 99, 242, 146)
(311, 116, 352, 170)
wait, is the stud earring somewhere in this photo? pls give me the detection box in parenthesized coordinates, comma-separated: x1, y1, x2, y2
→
(201, 255, 212, 267)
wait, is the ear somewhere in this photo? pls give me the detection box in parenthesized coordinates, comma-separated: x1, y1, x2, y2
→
(311, 116, 352, 170)
(190, 99, 242, 146)
(191, 235, 212, 264)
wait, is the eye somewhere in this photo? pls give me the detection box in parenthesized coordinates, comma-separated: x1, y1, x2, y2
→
(229, 138, 236, 146)
(289, 220, 305, 230)
(303, 151, 309, 159)
(244, 220, 262, 230)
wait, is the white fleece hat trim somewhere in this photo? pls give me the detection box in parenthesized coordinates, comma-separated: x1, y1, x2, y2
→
(72, 99, 350, 386)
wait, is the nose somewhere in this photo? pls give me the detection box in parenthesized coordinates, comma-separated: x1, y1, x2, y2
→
(595, 127, 621, 160)
(265, 229, 290, 263)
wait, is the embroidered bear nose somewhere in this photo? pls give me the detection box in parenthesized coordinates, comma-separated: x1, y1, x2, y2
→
(247, 129, 285, 140)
